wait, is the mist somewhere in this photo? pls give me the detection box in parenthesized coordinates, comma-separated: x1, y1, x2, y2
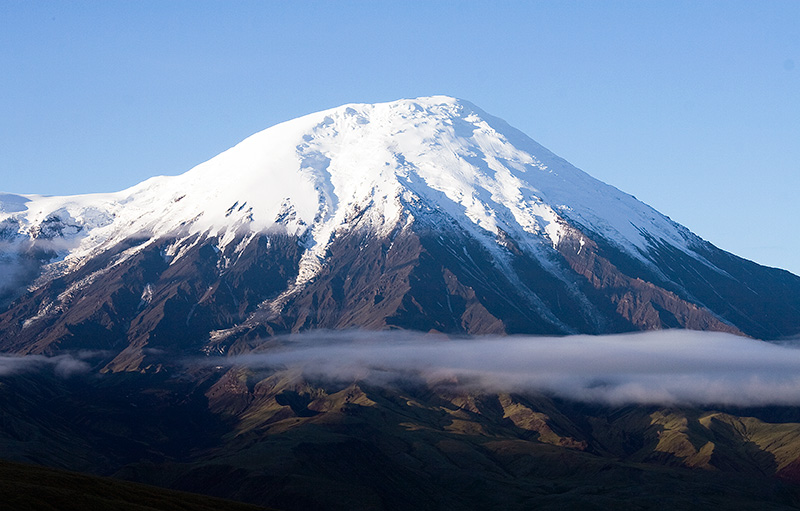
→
(217, 330, 800, 407)
(0, 236, 81, 300)
(0, 353, 91, 378)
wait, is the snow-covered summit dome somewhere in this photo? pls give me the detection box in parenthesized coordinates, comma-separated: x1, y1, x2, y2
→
(1, 96, 694, 286)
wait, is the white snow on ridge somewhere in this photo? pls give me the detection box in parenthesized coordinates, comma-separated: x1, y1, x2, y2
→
(0, 96, 699, 284)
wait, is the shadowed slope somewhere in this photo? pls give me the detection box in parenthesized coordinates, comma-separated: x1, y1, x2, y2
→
(0, 459, 273, 511)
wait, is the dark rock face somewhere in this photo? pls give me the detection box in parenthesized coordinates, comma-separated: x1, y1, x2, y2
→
(654, 241, 800, 340)
(555, 227, 744, 335)
(557, 222, 800, 340)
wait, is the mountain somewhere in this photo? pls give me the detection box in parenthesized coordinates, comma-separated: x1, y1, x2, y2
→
(4, 96, 800, 510)
(2, 96, 800, 372)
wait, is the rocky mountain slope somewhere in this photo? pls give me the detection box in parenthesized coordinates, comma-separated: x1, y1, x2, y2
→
(1, 97, 799, 372)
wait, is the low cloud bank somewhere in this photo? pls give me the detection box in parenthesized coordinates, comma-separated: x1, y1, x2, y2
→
(0, 353, 91, 378)
(220, 330, 800, 407)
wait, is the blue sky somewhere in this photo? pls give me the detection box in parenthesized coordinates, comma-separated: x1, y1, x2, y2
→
(1, 1, 798, 275)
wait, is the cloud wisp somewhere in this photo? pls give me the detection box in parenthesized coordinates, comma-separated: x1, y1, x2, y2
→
(216, 330, 800, 407)
(0, 353, 91, 378)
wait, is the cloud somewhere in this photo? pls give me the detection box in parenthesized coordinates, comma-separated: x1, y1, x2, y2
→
(0, 354, 91, 378)
(0, 236, 86, 301)
(213, 330, 800, 407)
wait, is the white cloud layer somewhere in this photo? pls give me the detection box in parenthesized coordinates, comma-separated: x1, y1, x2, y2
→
(220, 330, 800, 407)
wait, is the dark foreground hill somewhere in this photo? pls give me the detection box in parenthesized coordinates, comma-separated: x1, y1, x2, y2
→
(3, 366, 800, 510)
(0, 458, 272, 511)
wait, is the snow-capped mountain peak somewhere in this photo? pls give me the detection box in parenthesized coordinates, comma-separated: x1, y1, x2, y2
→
(1, 96, 696, 285)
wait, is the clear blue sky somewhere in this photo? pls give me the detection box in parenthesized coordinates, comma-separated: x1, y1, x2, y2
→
(1, 1, 798, 275)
